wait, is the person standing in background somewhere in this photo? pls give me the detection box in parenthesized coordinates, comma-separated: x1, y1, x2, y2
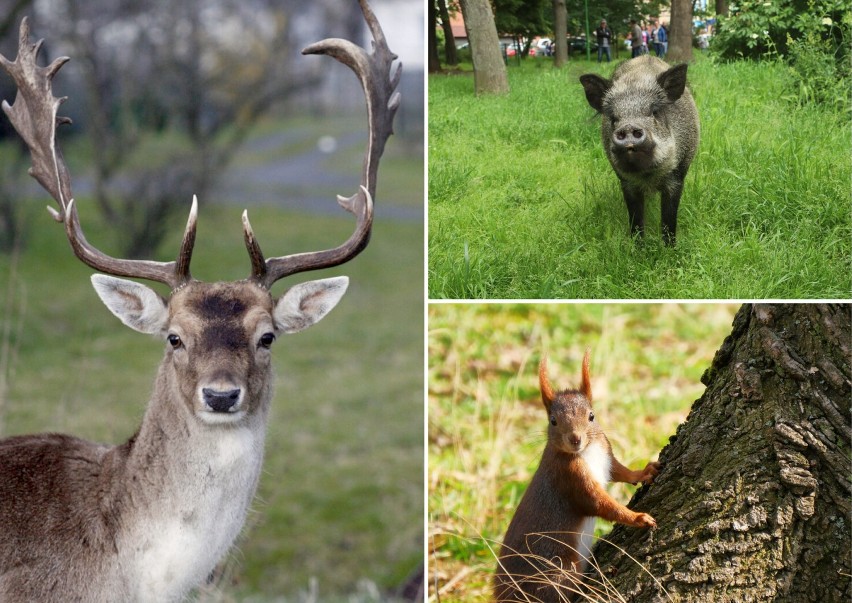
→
(652, 20, 662, 56)
(657, 21, 668, 58)
(630, 20, 644, 57)
(595, 19, 613, 63)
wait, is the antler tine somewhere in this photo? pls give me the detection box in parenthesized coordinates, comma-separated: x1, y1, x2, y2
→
(0, 18, 196, 290)
(249, 0, 400, 289)
(0, 18, 73, 218)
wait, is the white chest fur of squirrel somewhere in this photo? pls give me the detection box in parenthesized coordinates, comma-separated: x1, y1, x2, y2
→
(493, 351, 661, 602)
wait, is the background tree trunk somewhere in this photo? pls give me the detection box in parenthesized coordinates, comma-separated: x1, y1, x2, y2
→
(592, 304, 851, 602)
(715, 0, 729, 18)
(429, 0, 442, 72)
(437, 0, 459, 66)
(552, 0, 567, 68)
(667, 0, 694, 62)
(459, 0, 509, 95)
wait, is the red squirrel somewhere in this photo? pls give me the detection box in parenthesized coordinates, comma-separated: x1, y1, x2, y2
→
(494, 351, 661, 602)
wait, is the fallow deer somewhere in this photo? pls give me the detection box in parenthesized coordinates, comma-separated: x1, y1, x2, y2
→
(0, 1, 400, 601)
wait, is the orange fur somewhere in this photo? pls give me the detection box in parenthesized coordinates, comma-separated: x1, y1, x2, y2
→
(539, 356, 556, 406)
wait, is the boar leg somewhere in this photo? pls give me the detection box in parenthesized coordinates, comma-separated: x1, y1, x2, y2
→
(660, 165, 688, 245)
(620, 180, 645, 239)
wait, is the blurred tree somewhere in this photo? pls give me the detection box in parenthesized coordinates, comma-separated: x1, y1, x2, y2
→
(563, 0, 663, 40)
(428, 0, 459, 72)
(667, 0, 694, 61)
(493, 0, 551, 58)
(552, 0, 567, 67)
(0, 0, 33, 39)
(459, 0, 509, 94)
(12, 0, 341, 258)
(437, 0, 459, 66)
(594, 304, 850, 601)
(428, 0, 441, 71)
(0, 0, 35, 251)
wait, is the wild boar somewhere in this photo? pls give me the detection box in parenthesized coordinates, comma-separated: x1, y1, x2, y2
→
(580, 56, 699, 245)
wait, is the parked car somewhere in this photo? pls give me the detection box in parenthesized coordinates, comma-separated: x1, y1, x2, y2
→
(505, 43, 534, 57)
(568, 36, 598, 53)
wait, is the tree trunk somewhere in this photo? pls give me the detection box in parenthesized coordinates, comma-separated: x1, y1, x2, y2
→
(667, 0, 694, 62)
(459, 0, 509, 95)
(592, 304, 851, 602)
(715, 0, 729, 18)
(437, 0, 459, 66)
(428, 0, 442, 73)
(552, 0, 567, 68)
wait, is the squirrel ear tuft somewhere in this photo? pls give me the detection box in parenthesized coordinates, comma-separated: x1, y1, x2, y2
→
(539, 356, 556, 408)
(581, 349, 593, 403)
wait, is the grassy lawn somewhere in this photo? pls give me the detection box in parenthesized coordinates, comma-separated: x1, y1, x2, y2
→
(428, 302, 739, 601)
(0, 191, 423, 598)
(428, 56, 851, 299)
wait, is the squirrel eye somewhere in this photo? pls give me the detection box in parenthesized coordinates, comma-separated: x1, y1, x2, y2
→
(549, 416, 557, 427)
(167, 334, 182, 349)
(258, 332, 275, 349)
(589, 411, 595, 422)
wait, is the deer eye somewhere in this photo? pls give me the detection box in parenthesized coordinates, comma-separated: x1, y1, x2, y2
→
(167, 334, 182, 349)
(258, 332, 275, 349)
(589, 411, 595, 422)
(549, 416, 557, 427)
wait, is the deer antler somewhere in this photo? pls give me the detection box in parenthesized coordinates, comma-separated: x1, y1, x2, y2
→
(2, 4, 398, 292)
(242, 0, 401, 289)
(0, 18, 197, 289)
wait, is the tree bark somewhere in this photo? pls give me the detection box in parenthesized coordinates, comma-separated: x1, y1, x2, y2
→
(459, 0, 509, 95)
(428, 0, 442, 73)
(715, 0, 729, 18)
(552, 0, 567, 68)
(667, 0, 694, 62)
(437, 0, 459, 66)
(592, 304, 851, 602)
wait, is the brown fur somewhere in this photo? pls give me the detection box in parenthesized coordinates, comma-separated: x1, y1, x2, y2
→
(494, 352, 661, 602)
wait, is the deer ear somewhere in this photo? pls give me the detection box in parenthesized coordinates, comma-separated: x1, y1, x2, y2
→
(90, 274, 169, 335)
(273, 276, 349, 334)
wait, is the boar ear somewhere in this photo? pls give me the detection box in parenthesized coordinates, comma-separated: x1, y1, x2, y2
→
(580, 74, 611, 113)
(657, 63, 689, 102)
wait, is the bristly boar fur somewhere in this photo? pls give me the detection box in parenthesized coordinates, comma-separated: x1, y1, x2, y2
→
(580, 56, 700, 245)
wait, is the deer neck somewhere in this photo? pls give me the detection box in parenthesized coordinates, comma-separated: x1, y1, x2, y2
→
(109, 361, 272, 600)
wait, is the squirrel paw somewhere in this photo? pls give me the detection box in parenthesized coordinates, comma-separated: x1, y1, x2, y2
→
(639, 461, 662, 485)
(635, 513, 657, 528)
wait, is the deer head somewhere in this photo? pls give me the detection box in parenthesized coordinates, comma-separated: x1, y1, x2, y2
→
(0, 2, 400, 423)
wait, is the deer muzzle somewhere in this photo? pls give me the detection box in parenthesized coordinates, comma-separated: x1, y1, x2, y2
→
(202, 387, 242, 413)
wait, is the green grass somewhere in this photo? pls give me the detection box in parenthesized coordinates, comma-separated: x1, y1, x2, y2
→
(428, 303, 739, 601)
(0, 189, 423, 597)
(428, 57, 851, 299)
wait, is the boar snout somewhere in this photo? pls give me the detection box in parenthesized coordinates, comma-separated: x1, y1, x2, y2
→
(613, 124, 647, 148)
(612, 122, 656, 172)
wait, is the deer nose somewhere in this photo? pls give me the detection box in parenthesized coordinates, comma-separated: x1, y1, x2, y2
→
(202, 388, 242, 413)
